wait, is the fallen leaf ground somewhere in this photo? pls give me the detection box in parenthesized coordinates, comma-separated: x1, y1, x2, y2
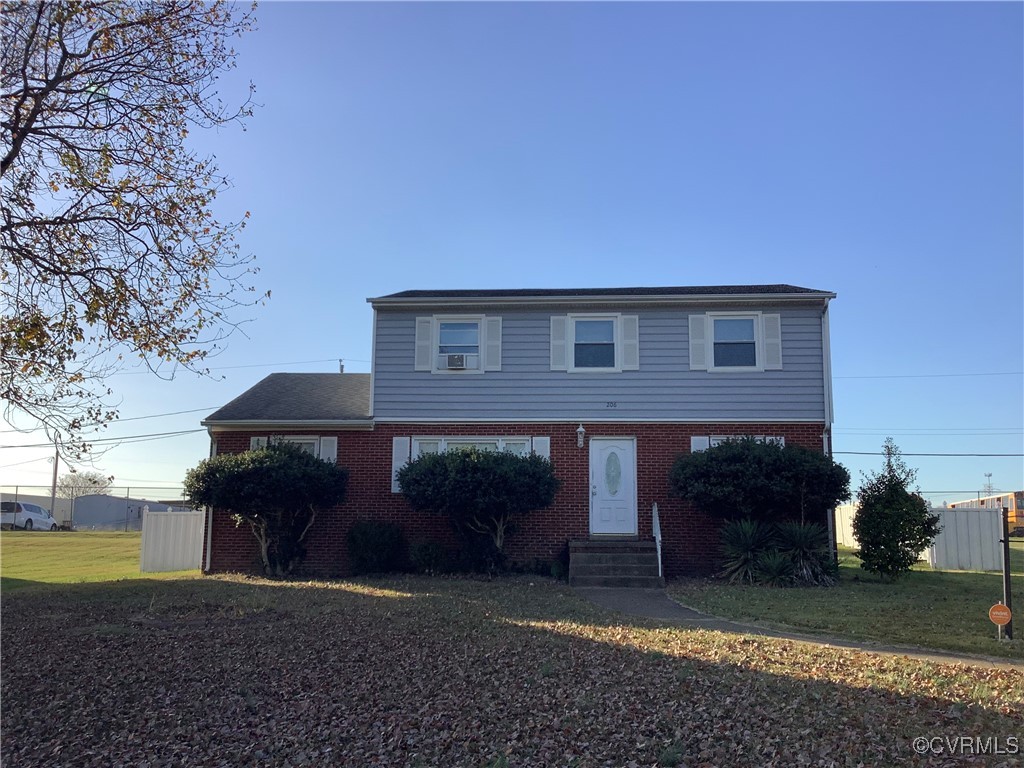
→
(2, 575, 1021, 767)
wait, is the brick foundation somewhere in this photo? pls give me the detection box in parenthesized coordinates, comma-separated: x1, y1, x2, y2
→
(205, 422, 828, 578)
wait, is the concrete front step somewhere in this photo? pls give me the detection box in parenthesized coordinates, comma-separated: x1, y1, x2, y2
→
(570, 563, 661, 577)
(568, 538, 663, 588)
(570, 575, 666, 589)
(571, 554, 660, 568)
(569, 538, 656, 552)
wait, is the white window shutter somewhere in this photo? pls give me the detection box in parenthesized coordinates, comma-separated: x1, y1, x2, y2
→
(620, 315, 640, 370)
(484, 316, 502, 371)
(414, 317, 433, 371)
(688, 315, 708, 370)
(250, 436, 268, 450)
(391, 436, 410, 493)
(763, 314, 783, 370)
(532, 436, 551, 459)
(319, 436, 338, 464)
(690, 436, 710, 453)
(550, 316, 568, 370)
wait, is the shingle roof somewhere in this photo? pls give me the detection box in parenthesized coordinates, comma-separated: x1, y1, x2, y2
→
(202, 373, 371, 424)
(371, 284, 831, 301)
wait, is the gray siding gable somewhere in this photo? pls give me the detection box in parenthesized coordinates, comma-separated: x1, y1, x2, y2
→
(372, 305, 828, 422)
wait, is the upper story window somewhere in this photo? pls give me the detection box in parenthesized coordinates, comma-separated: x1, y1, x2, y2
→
(712, 316, 757, 368)
(414, 315, 501, 374)
(574, 318, 616, 369)
(438, 320, 480, 370)
(550, 314, 640, 373)
(688, 312, 783, 373)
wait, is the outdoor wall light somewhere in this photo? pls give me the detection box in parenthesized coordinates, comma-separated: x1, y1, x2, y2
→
(576, 424, 586, 448)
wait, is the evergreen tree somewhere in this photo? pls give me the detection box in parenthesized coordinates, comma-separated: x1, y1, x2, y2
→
(853, 438, 940, 581)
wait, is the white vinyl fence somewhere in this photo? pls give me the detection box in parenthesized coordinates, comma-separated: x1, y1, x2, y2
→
(140, 508, 205, 572)
(833, 505, 1004, 572)
(926, 507, 1003, 572)
(834, 504, 858, 548)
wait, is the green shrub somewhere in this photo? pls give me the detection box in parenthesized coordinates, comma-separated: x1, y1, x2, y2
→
(775, 521, 837, 586)
(754, 549, 795, 587)
(853, 439, 941, 581)
(720, 519, 839, 588)
(719, 518, 773, 584)
(346, 520, 408, 575)
(184, 442, 348, 577)
(669, 437, 850, 522)
(410, 541, 450, 574)
(452, 533, 507, 575)
(397, 448, 560, 561)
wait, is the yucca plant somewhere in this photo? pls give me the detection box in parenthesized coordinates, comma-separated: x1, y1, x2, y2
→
(775, 521, 837, 586)
(718, 518, 773, 584)
(754, 549, 795, 587)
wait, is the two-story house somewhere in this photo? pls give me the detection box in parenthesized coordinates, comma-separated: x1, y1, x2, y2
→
(201, 284, 836, 578)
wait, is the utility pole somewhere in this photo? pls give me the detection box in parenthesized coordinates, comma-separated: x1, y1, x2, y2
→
(983, 473, 994, 497)
(49, 442, 59, 517)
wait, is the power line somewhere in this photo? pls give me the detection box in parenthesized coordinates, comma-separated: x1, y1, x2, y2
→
(835, 431, 1022, 437)
(835, 371, 1021, 380)
(110, 357, 370, 375)
(835, 428, 1019, 434)
(0, 406, 217, 435)
(1, 429, 205, 450)
(0, 457, 52, 469)
(917, 490, 1020, 494)
(834, 451, 1023, 457)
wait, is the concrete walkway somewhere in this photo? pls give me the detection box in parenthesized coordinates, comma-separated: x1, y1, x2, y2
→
(574, 586, 1023, 670)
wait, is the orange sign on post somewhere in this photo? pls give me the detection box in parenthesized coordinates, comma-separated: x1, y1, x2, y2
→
(989, 604, 1012, 627)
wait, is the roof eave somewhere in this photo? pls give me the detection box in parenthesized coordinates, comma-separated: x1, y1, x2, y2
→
(202, 419, 374, 430)
(367, 291, 837, 309)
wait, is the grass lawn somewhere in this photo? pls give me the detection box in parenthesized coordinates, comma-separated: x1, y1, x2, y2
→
(669, 549, 1024, 660)
(2, 574, 1022, 767)
(1011, 538, 1023, 574)
(0, 530, 198, 590)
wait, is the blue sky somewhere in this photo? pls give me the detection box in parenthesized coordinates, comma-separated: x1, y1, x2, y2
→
(3, 1, 1022, 506)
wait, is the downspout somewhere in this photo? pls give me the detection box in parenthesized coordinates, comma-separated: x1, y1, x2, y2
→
(203, 428, 216, 573)
(821, 299, 837, 562)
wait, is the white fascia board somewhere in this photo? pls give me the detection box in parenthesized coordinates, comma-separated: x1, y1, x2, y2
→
(369, 307, 377, 418)
(203, 420, 374, 430)
(366, 292, 837, 310)
(371, 417, 827, 424)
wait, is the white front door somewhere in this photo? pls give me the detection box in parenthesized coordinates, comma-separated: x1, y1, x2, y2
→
(589, 438, 637, 535)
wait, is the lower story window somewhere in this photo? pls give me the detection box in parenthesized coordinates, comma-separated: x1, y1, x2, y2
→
(693, 435, 786, 452)
(709, 435, 785, 448)
(271, 435, 320, 456)
(412, 437, 531, 459)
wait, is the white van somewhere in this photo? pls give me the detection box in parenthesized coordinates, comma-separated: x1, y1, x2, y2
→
(0, 501, 59, 531)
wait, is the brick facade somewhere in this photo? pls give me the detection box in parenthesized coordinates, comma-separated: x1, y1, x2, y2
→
(205, 422, 828, 578)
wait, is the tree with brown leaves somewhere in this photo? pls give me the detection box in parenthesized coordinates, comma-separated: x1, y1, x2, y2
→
(1, 1, 263, 457)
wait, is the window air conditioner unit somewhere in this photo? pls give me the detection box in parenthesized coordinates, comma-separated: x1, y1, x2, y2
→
(445, 354, 466, 369)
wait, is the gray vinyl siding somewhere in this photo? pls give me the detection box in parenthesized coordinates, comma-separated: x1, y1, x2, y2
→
(372, 307, 826, 421)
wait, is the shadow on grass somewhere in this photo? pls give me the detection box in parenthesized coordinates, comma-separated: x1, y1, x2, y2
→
(0, 576, 45, 591)
(2, 574, 1022, 766)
